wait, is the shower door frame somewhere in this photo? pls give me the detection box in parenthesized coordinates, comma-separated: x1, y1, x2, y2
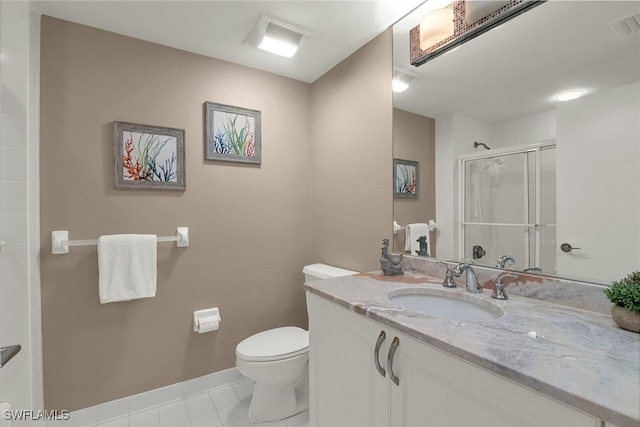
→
(458, 140, 556, 269)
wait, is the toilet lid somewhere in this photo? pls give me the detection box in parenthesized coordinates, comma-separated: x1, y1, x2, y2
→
(236, 326, 309, 362)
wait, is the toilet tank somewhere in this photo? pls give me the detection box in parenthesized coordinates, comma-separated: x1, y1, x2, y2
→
(302, 263, 358, 282)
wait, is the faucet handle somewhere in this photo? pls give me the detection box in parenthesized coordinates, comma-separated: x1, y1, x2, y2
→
(436, 261, 451, 271)
(437, 262, 457, 288)
(496, 273, 518, 283)
(492, 273, 518, 300)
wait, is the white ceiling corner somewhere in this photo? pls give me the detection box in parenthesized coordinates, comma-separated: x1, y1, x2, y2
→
(36, 0, 426, 83)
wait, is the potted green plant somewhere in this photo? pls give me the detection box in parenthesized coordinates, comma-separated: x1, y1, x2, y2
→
(604, 271, 640, 333)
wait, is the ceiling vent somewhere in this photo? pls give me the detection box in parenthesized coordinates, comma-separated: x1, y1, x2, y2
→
(610, 12, 640, 40)
(245, 15, 311, 58)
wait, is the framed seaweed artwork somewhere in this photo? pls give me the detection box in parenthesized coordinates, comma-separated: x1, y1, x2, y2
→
(204, 102, 261, 164)
(113, 121, 186, 190)
(394, 158, 419, 199)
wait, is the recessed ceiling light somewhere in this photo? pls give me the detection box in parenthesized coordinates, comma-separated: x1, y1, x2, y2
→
(392, 68, 416, 93)
(245, 15, 310, 58)
(554, 90, 585, 102)
(258, 33, 299, 58)
(392, 80, 410, 93)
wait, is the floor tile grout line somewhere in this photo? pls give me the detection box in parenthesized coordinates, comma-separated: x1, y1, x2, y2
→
(93, 381, 237, 424)
(184, 392, 218, 422)
(85, 378, 255, 426)
(70, 379, 309, 427)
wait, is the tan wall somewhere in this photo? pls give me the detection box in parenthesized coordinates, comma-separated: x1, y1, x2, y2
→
(40, 18, 394, 410)
(392, 109, 436, 255)
(40, 17, 313, 410)
(309, 30, 393, 273)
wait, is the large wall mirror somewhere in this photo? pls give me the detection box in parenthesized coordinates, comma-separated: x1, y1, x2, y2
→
(392, 0, 640, 284)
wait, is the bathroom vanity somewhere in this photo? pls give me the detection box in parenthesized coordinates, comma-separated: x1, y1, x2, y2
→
(304, 272, 639, 427)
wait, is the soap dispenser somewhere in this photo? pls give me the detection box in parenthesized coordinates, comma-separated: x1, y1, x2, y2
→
(437, 262, 457, 288)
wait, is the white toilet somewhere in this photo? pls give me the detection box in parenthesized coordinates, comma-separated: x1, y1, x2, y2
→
(235, 263, 358, 423)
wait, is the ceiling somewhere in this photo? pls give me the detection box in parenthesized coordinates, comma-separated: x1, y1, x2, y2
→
(35, 1, 640, 120)
(393, 1, 640, 123)
(37, 0, 425, 83)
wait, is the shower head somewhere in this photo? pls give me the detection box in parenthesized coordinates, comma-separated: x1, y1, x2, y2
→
(474, 141, 491, 150)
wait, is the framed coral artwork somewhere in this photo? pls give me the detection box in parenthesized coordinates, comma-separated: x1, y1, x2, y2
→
(204, 102, 261, 164)
(113, 121, 186, 190)
(394, 158, 419, 198)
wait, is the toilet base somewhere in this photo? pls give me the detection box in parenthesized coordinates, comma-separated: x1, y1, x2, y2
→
(248, 372, 309, 423)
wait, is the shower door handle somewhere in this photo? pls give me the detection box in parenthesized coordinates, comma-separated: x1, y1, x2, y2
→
(560, 243, 581, 253)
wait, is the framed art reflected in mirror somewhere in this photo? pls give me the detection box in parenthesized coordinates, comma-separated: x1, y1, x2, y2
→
(394, 158, 419, 199)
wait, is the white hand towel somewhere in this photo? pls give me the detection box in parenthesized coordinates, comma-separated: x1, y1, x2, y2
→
(405, 223, 430, 256)
(98, 234, 157, 304)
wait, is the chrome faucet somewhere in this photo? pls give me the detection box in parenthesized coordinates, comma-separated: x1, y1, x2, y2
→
(496, 255, 515, 269)
(453, 263, 482, 293)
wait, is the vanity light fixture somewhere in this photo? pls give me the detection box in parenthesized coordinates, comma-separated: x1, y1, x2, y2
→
(420, 6, 455, 50)
(554, 89, 585, 102)
(245, 15, 310, 58)
(392, 68, 416, 93)
(412, 1, 544, 66)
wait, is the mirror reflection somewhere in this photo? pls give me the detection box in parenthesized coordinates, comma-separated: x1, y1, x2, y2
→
(392, 1, 640, 284)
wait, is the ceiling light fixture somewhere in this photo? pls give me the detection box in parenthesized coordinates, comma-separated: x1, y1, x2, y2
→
(392, 68, 416, 93)
(554, 90, 585, 102)
(392, 79, 410, 93)
(245, 15, 310, 58)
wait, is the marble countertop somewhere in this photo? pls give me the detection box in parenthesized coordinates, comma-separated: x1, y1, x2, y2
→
(304, 272, 640, 427)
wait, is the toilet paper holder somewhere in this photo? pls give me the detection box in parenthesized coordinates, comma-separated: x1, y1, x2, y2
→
(193, 308, 221, 333)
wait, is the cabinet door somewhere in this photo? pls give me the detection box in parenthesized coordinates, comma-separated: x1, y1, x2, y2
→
(307, 293, 390, 427)
(390, 330, 598, 427)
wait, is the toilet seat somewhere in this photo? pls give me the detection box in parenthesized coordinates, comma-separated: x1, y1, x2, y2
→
(236, 326, 309, 362)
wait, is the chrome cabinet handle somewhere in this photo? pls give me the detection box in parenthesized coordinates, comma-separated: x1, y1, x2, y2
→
(374, 330, 386, 377)
(388, 336, 400, 386)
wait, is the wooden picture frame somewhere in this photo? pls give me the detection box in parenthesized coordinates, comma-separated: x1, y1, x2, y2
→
(113, 121, 186, 190)
(204, 101, 261, 164)
(394, 158, 419, 198)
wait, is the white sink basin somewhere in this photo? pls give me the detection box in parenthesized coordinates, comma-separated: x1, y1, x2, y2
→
(388, 289, 503, 323)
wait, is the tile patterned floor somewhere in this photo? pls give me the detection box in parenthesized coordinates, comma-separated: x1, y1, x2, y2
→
(48, 380, 309, 427)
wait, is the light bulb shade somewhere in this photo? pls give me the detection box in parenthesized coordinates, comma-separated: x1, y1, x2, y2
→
(420, 8, 455, 50)
(258, 34, 298, 58)
(555, 90, 585, 102)
(392, 68, 416, 93)
(245, 16, 309, 58)
(392, 79, 410, 93)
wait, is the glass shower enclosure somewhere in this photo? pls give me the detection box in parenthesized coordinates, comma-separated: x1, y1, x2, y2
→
(459, 142, 556, 272)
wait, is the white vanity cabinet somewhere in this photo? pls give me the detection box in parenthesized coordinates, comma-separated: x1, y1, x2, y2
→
(307, 293, 600, 427)
(307, 292, 390, 427)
